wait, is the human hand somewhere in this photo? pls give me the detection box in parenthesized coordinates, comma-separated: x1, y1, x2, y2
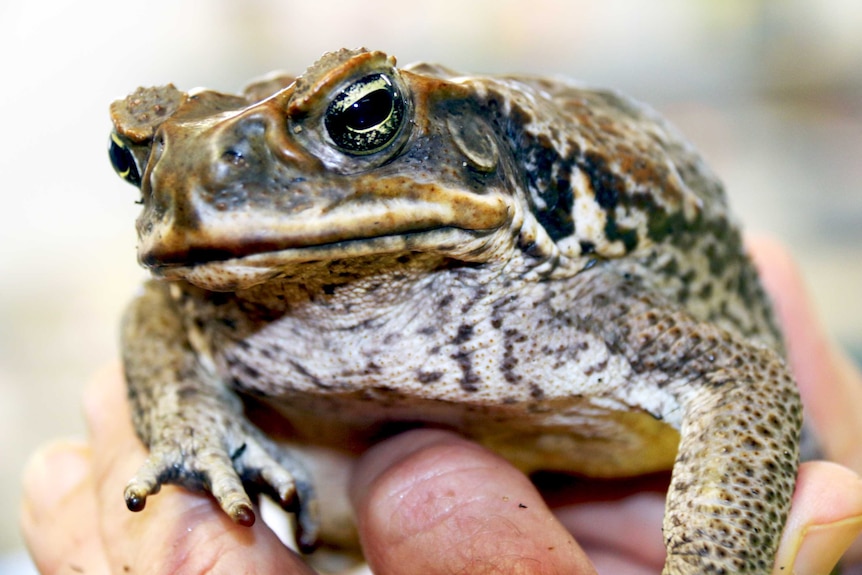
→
(750, 236, 862, 573)
(20, 237, 862, 574)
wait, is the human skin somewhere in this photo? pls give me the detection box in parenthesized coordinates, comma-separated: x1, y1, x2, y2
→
(20, 237, 862, 574)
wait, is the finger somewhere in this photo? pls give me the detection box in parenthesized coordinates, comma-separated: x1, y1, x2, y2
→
(554, 492, 666, 569)
(351, 429, 596, 575)
(20, 440, 111, 575)
(84, 364, 315, 575)
(772, 461, 862, 575)
(748, 236, 862, 471)
(748, 237, 862, 565)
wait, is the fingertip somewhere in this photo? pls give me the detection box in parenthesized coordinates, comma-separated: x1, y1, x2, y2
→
(798, 462, 862, 522)
(744, 235, 810, 327)
(351, 429, 595, 574)
(745, 235, 798, 288)
(745, 236, 816, 356)
(773, 461, 862, 574)
(349, 428, 463, 504)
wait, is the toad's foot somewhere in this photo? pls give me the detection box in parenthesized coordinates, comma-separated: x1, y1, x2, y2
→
(124, 419, 319, 552)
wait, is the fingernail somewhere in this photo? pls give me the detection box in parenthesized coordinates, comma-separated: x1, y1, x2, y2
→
(21, 441, 90, 519)
(793, 516, 862, 575)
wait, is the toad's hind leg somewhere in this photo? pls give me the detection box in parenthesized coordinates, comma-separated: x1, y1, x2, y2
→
(121, 281, 319, 551)
(574, 270, 801, 574)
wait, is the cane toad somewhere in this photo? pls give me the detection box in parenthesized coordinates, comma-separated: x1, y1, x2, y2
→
(108, 48, 802, 574)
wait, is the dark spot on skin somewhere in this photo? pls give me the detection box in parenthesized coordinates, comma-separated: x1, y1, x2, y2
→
(460, 287, 487, 314)
(659, 257, 679, 277)
(416, 370, 443, 384)
(229, 339, 250, 351)
(676, 269, 697, 304)
(649, 207, 691, 244)
(583, 358, 608, 377)
(451, 350, 480, 392)
(500, 328, 528, 383)
(501, 356, 520, 383)
(516, 233, 536, 255)
(322, 284, 337, 295)
(206, 292, 233, 306)
(365, 361, 382, 374)
(453, 324, 474, 344)
(580, 150, 623, 210)
(705, 243, 727, 276)
(535, 176, 575, 241)
(177, 385, 202, 400)
(579, 240, 595, 255)
(630, 191, 695, 244)
(603, 216, 639, 253)
(288, 360, 330, 389)
(495, 97, 576, 241)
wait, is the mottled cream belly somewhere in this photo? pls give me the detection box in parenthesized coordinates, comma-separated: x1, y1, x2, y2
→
(213, 275, 683, 477)
(256, 390, 680, 478)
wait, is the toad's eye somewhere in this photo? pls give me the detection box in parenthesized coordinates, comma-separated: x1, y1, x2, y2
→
(108, 132, 142, 187)
(324, 73, 406, 155)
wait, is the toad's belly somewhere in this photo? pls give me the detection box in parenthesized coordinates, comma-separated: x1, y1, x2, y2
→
(256, 390, 680, 478)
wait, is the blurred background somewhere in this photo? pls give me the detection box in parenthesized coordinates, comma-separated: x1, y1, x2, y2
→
(1, 0, 860, 571)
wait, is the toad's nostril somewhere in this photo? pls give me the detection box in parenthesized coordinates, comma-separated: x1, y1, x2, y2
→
(221, 149, 247, 168)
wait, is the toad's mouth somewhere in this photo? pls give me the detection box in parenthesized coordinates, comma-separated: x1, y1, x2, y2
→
(146, 225, 485, 269)
(153, 227, 501, 291)
(138, 184, 514, 290)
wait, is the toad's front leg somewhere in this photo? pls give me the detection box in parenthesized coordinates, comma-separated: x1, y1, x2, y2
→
(577, 271, 802, 574)
(120, 281, 319, 550)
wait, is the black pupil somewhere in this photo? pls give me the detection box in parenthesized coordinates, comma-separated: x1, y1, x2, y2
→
(342, 89, 393, 131)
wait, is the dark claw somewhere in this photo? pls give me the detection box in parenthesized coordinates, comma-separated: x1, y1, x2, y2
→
(296, 529, 320, 554)
(125, 492, 147, 512)
(292, 478, 320, 553)
(233, 504, 256, 527)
